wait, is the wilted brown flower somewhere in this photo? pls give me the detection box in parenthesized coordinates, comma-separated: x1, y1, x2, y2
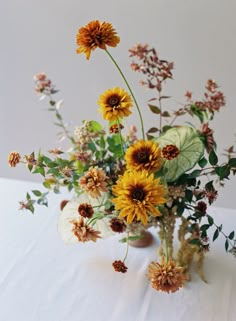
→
(76, 20, 120, 60)
(109, 123, 124, 134)
(8, 152, 21, 167)
(79, 166, 108, 198)
(109, 218, 126, 233)
(161, 144, 180, 160)
(70, 217, 101, 242)
(147, 260, 187, 293)
(60, 199, 69, 211)
(78, 203, 94, 218)
(112, 260, 128, 273)
(195, 201, 207, 215)
(201, 123, 215, 153)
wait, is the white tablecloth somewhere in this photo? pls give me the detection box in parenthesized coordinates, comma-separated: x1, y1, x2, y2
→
(0, 178, 236, 321)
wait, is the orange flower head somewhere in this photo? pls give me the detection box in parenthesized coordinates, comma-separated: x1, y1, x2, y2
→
(147, 260, 187, 293)
(76, 20, 120, 59)
(8, 151, 21, 167)
(79, 166, 108, 198)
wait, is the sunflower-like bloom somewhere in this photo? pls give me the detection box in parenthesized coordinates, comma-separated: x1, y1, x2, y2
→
(76, 20, 120, 59)
(79, 166, 108, 198)
(98, 87, 133, 121)
(147, 260, 187, 293)
(112, 170, 167, 225)
(125, 140, 163, 172)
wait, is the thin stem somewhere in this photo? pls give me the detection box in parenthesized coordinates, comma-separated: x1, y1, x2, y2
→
(158, 91, 163, 133)
(123, 234, 130, 262)
(117, 118, 125, 156)
(162, 223, 169, 262)
(105, 49, 145, 139)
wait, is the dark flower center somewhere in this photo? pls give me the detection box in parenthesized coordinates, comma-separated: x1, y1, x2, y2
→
(131, 187, 145, 201)
(134, 148, 149, 163)
(108, 95, 120, 107)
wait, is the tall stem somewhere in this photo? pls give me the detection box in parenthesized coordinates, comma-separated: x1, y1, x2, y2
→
(105, 49, 145, 139)
(162, 223, 169, 262)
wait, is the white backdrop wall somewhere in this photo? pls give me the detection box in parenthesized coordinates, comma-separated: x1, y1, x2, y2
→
(1, 0, 236, 208)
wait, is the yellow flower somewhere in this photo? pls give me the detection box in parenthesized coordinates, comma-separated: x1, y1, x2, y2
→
(8, 151, 21, 167)
(98, 87, 133, 121)
(112, 170, 167, 225)
(76, 20, 120, 60)
(147, 260, 187, 293)
(125, 140, 163, 172)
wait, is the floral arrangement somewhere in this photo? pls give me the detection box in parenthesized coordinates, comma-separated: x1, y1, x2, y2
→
(9, 20, 236, 293)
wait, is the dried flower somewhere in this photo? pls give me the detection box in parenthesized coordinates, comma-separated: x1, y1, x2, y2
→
(79, 166, 108, 198)
(8, 152, 21, 167)
(71, 217, 101, 242)
(60, 199, 69, 211)
(76, 20, 120, 59)
(78, 203, 94, 218)
(161, 144, 180, 160)
(195, 201, 207, 215)
(109, 218, 126, 233)
(147, 260, 187, 293)
(112, 260, 128, 273)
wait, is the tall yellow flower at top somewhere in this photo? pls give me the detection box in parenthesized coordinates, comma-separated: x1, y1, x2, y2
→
(98, 87, 133, 121)
(76, 20, 120, 59)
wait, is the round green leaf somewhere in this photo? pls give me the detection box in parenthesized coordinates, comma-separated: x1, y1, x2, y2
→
(156, 126, 204, 182)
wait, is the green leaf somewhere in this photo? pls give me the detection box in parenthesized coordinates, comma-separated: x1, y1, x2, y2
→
(189, 238, 201, 246)
(209, 149, 218, 166)
(198, 157, 208, 168)
(185, 189, 193, 203)
(31, 190, 42, 197)
(225, 239, 229, 252)
(88, 120, 103, 132)
(156, 126, 204, 182)
(228, 158, 236, 167)
(147, 127, 159, 134)
(213, 229, 219, 241)
(148, 104, 161, 114)
(33, 167, 45, 177)
(207, 215, 214, 225)
(228, 231, 235, 240)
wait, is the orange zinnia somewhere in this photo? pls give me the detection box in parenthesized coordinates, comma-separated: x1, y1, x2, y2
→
(76, 20, 120, 59)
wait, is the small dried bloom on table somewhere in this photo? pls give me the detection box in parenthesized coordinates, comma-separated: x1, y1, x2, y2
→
(8, 152, 21, 167)
(147, 260, 187, 293)
(76, 20, 120, 60)
(125, 140, 163, 172)
(112, 170, 167, 225)
(71, 217, 101, 242)
(78, 203, 94, 218)
(98, 87, 133, 121)
(79, 166, 108, 198)
(112, 260, 128, 273)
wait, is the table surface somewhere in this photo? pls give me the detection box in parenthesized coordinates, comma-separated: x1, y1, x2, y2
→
(0, 177, 236, 321)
